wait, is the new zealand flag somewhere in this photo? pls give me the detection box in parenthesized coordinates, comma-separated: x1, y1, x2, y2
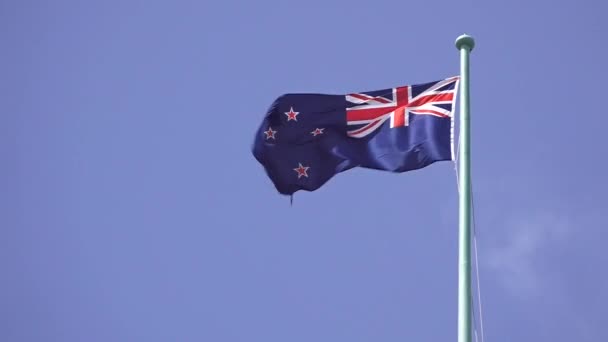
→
(252, 76, 459, 195)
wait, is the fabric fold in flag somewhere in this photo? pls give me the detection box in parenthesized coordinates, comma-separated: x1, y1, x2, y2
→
(252, 76, 459, 195)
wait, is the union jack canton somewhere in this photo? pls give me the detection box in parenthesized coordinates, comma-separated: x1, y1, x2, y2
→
(346, 76, 459, 138)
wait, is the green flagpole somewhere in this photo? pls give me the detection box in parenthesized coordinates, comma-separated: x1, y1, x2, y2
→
(455, 33, 475, 342)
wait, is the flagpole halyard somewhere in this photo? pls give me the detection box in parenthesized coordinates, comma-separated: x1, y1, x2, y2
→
(455, 33, 475, 342)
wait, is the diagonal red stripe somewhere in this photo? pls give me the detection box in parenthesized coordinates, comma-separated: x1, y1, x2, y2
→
(349, 93, 391, 104)
(409, 93, 453, 107)
(410, 109, 450, 118)
(348, 118, 383, 136)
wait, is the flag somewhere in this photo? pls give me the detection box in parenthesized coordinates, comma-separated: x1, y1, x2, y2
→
(252, 76, 459, 195)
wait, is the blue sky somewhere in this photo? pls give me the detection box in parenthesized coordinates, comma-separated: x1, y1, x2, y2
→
(2, 0, 607, 341)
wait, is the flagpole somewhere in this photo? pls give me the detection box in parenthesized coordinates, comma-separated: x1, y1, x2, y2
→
(455, 33, 475, 342)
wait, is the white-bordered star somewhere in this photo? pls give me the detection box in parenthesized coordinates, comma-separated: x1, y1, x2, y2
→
(263, 127, 277, 139)
(285, 107, 299, 121)
(293, 163, 310, 178)
(310, 128, 325, 136)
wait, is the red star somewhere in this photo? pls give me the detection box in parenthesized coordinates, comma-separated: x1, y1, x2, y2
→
(285, 107, 299, 121)
(310, 128, 325, 136)
(263, 127, 277, 139)
(293, 163, 310, 178)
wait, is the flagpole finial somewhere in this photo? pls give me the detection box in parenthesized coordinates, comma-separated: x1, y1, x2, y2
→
(455, 34, 475, 51)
